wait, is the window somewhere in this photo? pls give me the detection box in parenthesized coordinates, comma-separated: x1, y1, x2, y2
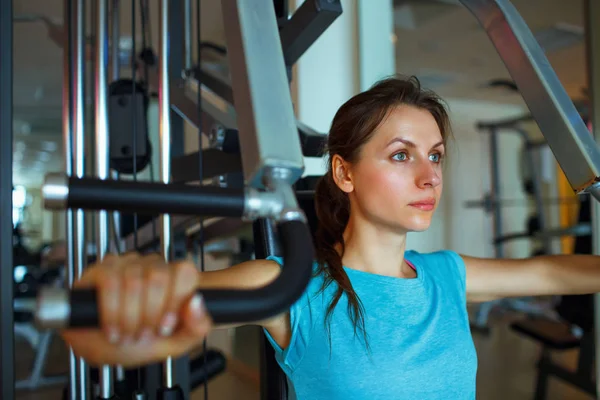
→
(12, 185, 27, 227)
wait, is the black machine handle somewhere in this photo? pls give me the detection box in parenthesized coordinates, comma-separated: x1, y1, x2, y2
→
(43, 174, 246, 217)
(38, 219, 313, 326)
(36, 173, 315, 327)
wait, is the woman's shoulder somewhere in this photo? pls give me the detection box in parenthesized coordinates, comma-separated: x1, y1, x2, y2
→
(405, 249, 466, 286)
(405, 249, 464, 265)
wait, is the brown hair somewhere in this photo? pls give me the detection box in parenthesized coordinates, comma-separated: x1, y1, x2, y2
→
(313, 75, 452, 347)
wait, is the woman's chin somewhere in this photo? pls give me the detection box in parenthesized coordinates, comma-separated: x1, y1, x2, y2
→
(403, 216, 433, 232)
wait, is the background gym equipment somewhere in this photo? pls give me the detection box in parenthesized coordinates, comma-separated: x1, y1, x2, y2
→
(108, 78, 152, 175)
(509, 193, 597, 399)
(33, 1, 333, 400)
(13, 264, 68, 392)
(467, 115, 570, 333)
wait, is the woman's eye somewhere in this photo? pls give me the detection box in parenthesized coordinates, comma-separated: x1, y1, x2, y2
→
(392, 152, 408, 161)
(430, 153, 441, 162)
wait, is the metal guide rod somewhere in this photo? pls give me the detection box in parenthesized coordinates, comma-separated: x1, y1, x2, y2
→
(62, 0, 78, 398)
(586, 1, 600, 397)
(0, 2, 11, 398)
(488, 128, 503, 258)
(111, 0, 120, 80)
(0, 0, 12, 397)
(521, 130, 552, 255)
(110, 0, 123, 257)
(113, 0, 125, 385)
(73, 0, 89, 397)
(460, 0, 600, 194)
(476, 125, 553, 254)
(159, 0, 175, 389)
(95, 0, 114, 397)
(184, 0, 192, 70)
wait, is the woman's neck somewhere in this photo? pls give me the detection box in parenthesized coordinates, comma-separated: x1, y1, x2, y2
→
(337, 216, 414, 279)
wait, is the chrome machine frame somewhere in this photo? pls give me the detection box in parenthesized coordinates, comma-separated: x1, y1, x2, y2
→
(3, 0, 600, 399)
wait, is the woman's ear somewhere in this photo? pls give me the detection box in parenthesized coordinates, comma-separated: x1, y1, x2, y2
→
(331, 154, 354, 193)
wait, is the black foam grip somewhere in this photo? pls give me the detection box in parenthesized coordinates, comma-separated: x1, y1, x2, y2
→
(69, 289, 100, 327)
(190, 350, 227, 390)
(61, 219, 314, 327)
(201, 219, 314, 324)
(66, 176, 245, 217)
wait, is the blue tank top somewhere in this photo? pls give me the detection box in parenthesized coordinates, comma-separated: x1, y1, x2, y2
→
(263, 250, 477, 400)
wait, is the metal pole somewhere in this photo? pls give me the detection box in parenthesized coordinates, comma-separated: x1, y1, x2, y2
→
(0, 0, 14, 398)
(111, 0, 120, 80)
(253, 220, 287, 400)
(515, 128, 551, 254)
(74, 0, 89, 398)
(110, 0, 123, 257)
(184, 0, 192, 70)
(95, 0, 114, 397)
(159, 0, 175, 390)
(63, 0, 78, 398)
(585, 1, 600, 398)
(165, 0, 190, 394)
(489, 128, 504, 258)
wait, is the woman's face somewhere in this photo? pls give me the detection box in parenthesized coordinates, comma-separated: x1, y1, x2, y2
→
(334, 105, 445, 233)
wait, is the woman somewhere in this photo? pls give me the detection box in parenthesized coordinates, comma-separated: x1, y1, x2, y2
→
(62, 76, 600, 399)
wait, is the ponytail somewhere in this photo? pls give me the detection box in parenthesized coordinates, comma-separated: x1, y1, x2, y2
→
(314, 171, 369, 349)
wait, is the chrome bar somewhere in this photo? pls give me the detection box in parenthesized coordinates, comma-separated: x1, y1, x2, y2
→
(95, 0, 110, 258)
(110, 0, 122, 256)
(184, 0, 192, 69)
(95, 0, 113, 397)
(111, 0, 120, 80)
(159, 0, 175, 388)
(73, 0, 89, 397)
(586, 0, 600, 397)
(62, 0, 78, 398)
(109, 2, 125, 385)
(488, 128, 503, 258)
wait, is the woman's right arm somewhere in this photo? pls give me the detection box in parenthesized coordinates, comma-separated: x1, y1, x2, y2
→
(61, 252, 291, 368)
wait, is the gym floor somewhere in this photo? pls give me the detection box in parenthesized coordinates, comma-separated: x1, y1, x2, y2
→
(14, 312, 592, 400)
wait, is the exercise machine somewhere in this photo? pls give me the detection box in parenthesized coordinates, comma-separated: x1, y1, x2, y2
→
(13, 264, 68, 391)
(3, 1, 600, 400)
(510, 194, 596, 399)
(33, 0, 334, 399)
(467, 114, 590, 332)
